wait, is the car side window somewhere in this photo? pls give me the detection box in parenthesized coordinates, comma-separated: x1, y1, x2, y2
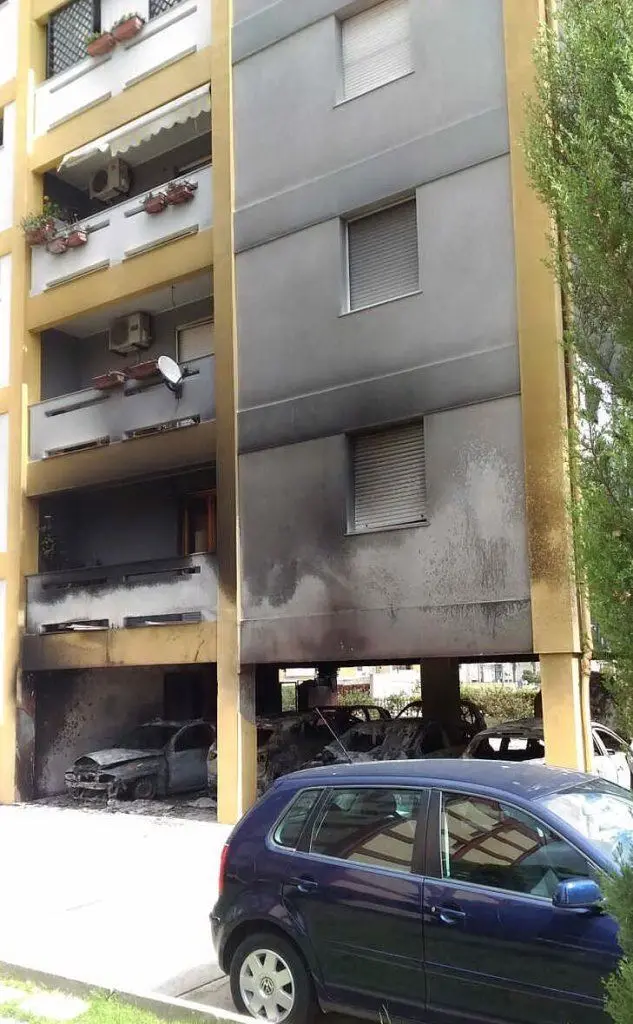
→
(308, 787, 423, 874)
(596, 728, 628, 755)
(440, 792, 592, 898)
(273, 789, 321, 850)
(174, 724, 214, 752)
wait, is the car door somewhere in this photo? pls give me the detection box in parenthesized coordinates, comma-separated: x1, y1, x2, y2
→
(423, 789, 618, 1024)
(167, 723, 215, 793)
(593, 726, 633, 789)
(280, 785, 428, 1020)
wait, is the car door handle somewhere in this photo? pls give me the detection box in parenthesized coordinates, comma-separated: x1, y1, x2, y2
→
(430, 904, 466, 926)
(289, 876, 319, 894)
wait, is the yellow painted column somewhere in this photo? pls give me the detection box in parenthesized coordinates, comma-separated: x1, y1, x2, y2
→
(212, 0, 257, 823)
(503, 0, 592, 772)
(0, 3, 44, 801)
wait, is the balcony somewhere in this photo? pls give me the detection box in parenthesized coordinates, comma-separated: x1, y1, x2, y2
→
(30, 164, 212, 296)
(29, 353, 214, 460)
(35, 0, 210, 136)
(26, 553, 218, 634)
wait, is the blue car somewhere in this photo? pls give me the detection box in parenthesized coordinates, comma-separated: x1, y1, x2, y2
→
(211, 760, 633, 1024)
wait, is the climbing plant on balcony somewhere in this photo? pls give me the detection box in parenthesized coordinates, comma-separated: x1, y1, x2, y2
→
(524, 0, 633, 738)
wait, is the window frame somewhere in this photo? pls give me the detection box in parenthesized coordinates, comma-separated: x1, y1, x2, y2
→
(181, 489, 216, 555)
(172, 723, 215, 753)
(176, 314, 215, 363)
(268, 787, 326, 854)
(46, 0, 100, 79)
(337, 0, 414, 105)
(346, 420, 428, 535)
(284, 784, 430, 878)
(344, 195, 421, 314)
(425, 788, 600, 903)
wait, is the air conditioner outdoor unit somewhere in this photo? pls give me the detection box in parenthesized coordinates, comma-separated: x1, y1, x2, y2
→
(108, 313, 152, 355)
(89, 159, 131, 202)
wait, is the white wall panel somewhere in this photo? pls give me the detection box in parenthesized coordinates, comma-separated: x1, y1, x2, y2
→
(0, 102, 16, 233)
(0, 256, 11, 392)
(0, 414, 10, 554)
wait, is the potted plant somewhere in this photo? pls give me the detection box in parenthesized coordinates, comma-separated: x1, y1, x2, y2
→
(143, 191, 167, 215)
(165, 179, 196, 205)
(66, 225, 88, 248)
(85, 30, 116, 57)
(111, 11, 145, 41)
(20, 197, 63, 246)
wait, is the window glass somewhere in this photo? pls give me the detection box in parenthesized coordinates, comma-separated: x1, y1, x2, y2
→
(309, 787, 422, 873)
(274, 789, 321, 850)
(441, 793, 592, 898)
(174, 724, 214, 752)
(596, 728, 629, 755)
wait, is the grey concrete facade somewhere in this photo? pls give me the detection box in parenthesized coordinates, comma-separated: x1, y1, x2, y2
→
(233, 0, 530, 664)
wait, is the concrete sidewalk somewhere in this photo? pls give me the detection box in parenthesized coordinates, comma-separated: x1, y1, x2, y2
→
(0, 804, 232, 1003)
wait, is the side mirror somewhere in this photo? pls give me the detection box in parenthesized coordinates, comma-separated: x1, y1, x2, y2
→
(552, 878, 602, 911)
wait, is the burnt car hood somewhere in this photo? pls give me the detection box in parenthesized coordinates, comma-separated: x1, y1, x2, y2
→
(71, 749, 161, 770)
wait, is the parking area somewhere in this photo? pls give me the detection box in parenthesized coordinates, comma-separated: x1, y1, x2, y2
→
(0, 803, 233, 1006)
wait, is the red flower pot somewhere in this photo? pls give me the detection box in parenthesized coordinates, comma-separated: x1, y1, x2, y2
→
(112, 15, 144, 41)
(143, 193, 167, 214)
(92, 371, 126, 390)
(25, 218, 57, 246)
(125, 360, 159, 380)
(66, 228, 88, 248)
(166, 182, 196, 205)
(46, 235, 69, 255)
(86, 33, 116, 57)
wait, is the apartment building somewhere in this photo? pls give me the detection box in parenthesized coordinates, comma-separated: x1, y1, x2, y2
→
(0, 0, 593, 823)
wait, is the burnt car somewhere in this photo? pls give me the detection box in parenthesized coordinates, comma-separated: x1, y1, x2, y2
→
(207, 706, 385, 796)
(312, 698, 487, 767)
(65, 719, 216, 800)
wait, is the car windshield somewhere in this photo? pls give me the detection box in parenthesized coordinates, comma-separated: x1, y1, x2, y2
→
(542, 780, 633, 865)
(116, 725, 180, 750)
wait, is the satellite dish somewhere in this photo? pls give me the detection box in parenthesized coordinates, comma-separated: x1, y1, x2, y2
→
(157, 355, 183, 394)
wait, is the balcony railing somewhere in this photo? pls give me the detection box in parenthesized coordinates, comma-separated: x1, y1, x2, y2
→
(29, 353, 214, 460)
(36, 0, 210, 135)
(30, 164, 212, 296)
(26, 553, 218, 634)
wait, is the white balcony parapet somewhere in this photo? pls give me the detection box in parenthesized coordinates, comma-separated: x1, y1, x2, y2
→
(34, 0, 210, 136)
(0, 0, 18, 88)
(29, 354, 215, 460)
(30, 164, 212, 295)
(26, 553, 218, 634)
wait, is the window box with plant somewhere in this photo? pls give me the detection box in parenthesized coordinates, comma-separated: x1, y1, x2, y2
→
(125, 360, 159, 380)
(111, 12, 145, 41)
(92, 370, 127, 390)
(66, 226, 88, 248)
(85, 30, 116, 56)
(143, 191, 167, 214)
(166, 179, 196, 205)
(20, 198, 64, 247)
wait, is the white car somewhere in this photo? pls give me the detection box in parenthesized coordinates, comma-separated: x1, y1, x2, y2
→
(463, 717, 633, 789)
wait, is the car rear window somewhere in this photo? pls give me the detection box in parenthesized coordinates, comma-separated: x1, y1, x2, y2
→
(273, 788, 321, 849)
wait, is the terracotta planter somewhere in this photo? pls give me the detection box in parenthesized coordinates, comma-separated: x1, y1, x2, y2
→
(86, 33, 116, 57)
(143, 193, 167, 215)
(125, 360, 159, 380)
(66, 228, 88, 248)
(92, 371, 126, 390)
(25, 218, 57, 246)
(46, 235, 69, 255)
(112, 15, 144, 41)
(166, 182, 196, 206)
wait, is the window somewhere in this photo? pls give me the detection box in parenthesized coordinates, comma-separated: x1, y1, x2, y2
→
(182, 491, 216, 554)
(595, 727, 629, 756)
(47, 0, 98, 78)
(347, 199, 419, 311)
(341, 0, 413, 102)
(351, 422, 427, 532)
(149, 0, 183, 18)
(174, 723, 215, 752)
(441, 793, 592, 898)
(309, 787, 422, 873)
(274, 789, 321, 850)
(177, 318, 214, 363)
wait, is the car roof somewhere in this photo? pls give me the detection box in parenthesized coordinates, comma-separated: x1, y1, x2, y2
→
(284, 757, 588, 800)
(471, 718, 605, 740)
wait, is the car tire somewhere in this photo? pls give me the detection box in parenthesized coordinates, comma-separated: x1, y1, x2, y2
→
(230, 932, 314, 1024)
(131, 776, 157, 800)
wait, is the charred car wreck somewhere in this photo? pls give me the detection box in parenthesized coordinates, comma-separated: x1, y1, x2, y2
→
(65, 720, 215, 800)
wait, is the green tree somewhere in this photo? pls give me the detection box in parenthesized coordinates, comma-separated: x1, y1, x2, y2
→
(525, 0, 633, 732)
